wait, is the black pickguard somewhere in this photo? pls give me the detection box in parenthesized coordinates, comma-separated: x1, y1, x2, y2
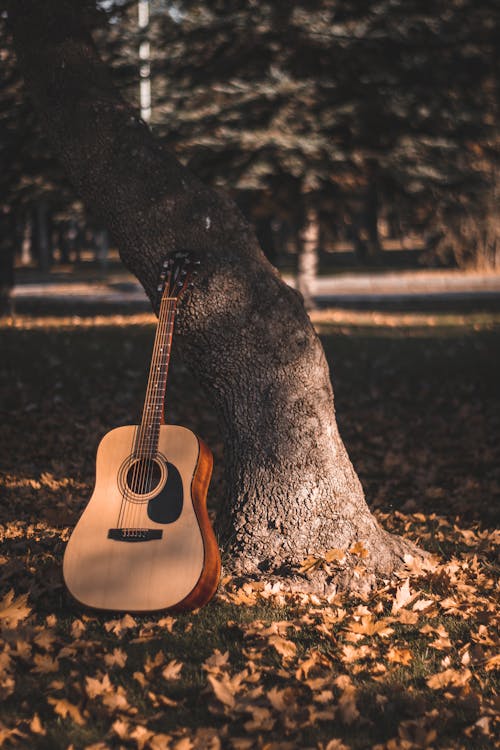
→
(147, 461, 183, 524)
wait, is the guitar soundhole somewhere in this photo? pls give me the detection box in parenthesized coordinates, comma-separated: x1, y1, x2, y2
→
(125, 458, 162, 495)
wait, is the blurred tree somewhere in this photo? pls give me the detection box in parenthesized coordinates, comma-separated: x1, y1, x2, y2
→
(142, 0, 499, 267)
(3, 0, 498, 273)
(9, 0, 417, 588)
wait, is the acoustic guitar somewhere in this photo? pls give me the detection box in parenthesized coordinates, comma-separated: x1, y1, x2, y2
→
(63, 252, 221, 612)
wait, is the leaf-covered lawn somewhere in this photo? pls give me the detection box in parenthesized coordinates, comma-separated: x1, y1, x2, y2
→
(0, 307, 498, 749)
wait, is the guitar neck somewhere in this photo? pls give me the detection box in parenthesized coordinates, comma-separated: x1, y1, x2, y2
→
(135, 294, 177, 457)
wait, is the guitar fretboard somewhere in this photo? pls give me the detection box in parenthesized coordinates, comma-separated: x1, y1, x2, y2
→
(134, 295, 177, 457)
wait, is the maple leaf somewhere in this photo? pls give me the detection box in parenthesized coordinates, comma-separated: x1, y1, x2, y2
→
(391, 579, 415, 613)
(156, 616, 176, 632)
(243, 706, 275, 732)
(149, 734, 174, 750)
(130, 725, 154, 750)
(102, 685, 131, 713)
(47, 697, 85, 725)
(386, 646, 413, 665)
(325, 741, 351, 750)
(134, 671, 147, 687)
(485, 653, 500, 671)
(14, 639, 32, 661)
(396, 609, 419, 625)
(349, 541, 369, 559)
(412, 598, 435, 611)
(324, 548, 346, 564)
(267, 635, 297, 662)
(207, 674, 237, 709)
(202, 650, 230, 673)
(299, 555, 322, 573)
(161, 660, 183, 681)
(0, 723, 26, 746)
(104, 648, 127, 669)
(85, 673, 112, 699)
(31, 654, 59, 674)
(33, 629, 56, 652)
(345, 615, 394, 638)
(29, 714, 46, 736)
(112, 718, 130, 739)
(335, 675, 359, 725)
(426, 668, 472, 690)
(144, 650, 165, 674)
(70, 619, 86, 638)
(104, 614, 137, 636)
(0, 590, 31, 628)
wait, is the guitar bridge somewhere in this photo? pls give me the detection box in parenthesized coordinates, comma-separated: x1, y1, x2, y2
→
(108, 528, 163, 542)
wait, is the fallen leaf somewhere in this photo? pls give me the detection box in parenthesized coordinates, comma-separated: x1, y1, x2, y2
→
(392, 579, 414, 613)
(47, 697, 85, 725)
(426, 668, 472, 690)
(104, 648, 127, 669)
(104, 614, 137, 636)
(207, 674, 236, 709)
(0, 590, 31, 628)
(267, 635, 297, 661)
(32, 654, 59, 674)
(387, 647, 413, 665)
(349, 542, 369, 559)
(162, 660, 183, 681)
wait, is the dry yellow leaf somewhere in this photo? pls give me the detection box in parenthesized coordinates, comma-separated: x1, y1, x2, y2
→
(149, 734, 174, 750)
(29, 713, 46, 736)
(202, 650, 230, 673)
(485, 653, 500, 671)
(207, 674, 236, 709)
(267, 635, 297, 661)
(104, 614, 137, 636)
(104, 648, 127, 669)
(32, 654, 59, 674)
(47, 697, 85, 726)
(162, 660, 183, 681)
(0, 590, 31, 628)
(391, 579, 416, 613)
(349, 542, 369, 559)
(325, 548, 347, 563)
(426, 668, 472, 689)
(386, 647, 413, 665)
(85, 673, 112, 699)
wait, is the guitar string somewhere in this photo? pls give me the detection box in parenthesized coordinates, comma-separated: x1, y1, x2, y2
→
(130, 294, 176, 530)
(127, 291, 166, 530)
(120, 286, 170, 530)
(140, 298, 176, 518)
(117, 423, 138, 528)
(131, 292, 172, 530)
(135, 296, 175, 528)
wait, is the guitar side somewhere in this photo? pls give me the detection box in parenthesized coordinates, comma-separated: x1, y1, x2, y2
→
(63, 424, 220, 613)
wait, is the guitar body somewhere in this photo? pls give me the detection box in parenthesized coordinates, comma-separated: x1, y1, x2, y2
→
(63, 424, 220, 613)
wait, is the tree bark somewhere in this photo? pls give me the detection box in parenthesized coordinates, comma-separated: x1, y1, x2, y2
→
(9, 0, 418, 591)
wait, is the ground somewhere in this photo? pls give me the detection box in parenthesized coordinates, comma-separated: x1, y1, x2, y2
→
(0, 295, 498, 749)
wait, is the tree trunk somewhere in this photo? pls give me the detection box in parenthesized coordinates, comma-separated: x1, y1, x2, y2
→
(297, 207, 319, 312)
(0, 206, 15, 316)
(9, 0, 418, 591)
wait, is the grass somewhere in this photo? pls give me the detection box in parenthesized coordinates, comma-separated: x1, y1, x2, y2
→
(0, 303, 498, 749)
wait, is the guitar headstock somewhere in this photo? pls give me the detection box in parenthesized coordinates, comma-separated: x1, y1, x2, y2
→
(156, 251, 199, 306)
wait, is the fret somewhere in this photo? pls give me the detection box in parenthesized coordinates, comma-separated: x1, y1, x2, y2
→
(134, 293, 178, 458)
